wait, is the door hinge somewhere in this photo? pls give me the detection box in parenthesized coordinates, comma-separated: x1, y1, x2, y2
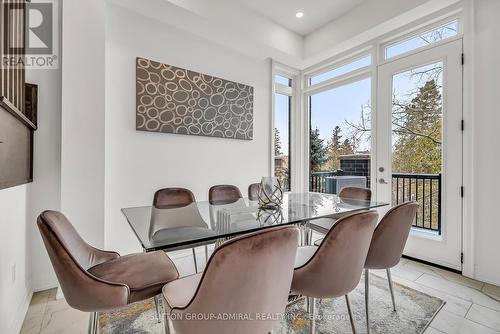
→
(461, 119, 465, 131)
(461, 252, 464, 264)
(461, 53, 465, 65)
(461, 186, 464, 198)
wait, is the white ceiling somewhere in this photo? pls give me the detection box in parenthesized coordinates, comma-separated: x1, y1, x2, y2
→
(236, 0, 369, 35)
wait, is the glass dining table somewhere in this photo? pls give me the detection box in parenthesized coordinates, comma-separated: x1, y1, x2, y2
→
(122, 192, 389, 252)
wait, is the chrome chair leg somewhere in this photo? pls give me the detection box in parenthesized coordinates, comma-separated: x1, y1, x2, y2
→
(192, 248, 198, 273)
(307, 297, 316, 334)
(165, 314, 171, 334)
(154, 295, 161, 323)
(205, 244, 209, 263)
(387, 268, 396, 311)
(88, 311, 98, 334)
(365, 269, 370, 334)
(345, 294, 356, 334)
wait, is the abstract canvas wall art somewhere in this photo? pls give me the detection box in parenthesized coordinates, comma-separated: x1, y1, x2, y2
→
(136, 57, 254, 140)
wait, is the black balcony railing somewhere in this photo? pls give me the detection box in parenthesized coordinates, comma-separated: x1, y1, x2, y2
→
(309, 171, 340, 193)
(392, 173, 441, 235)
(310, 171, 442, 235)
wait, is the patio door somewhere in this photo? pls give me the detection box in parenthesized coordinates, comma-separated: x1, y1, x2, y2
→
(375, 39, 463, 270)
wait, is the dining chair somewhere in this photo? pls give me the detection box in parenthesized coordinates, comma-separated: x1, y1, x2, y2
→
(37, 210, 179, 334)
(162, 225, 300, 334)
(364, 201, 419, 334)
(152, 188, 217, 273)
(292, 210, 378, 333)
(248, 183, 260, 201)
(310, 186, 372, 245)
(208, 184, 257, 233)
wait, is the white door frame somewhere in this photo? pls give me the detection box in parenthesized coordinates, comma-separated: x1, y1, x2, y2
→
(375, 38, 463, 270)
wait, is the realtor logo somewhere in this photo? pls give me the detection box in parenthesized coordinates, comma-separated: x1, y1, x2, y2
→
(26, 1, 53, 54)
(3, 0, 58, 69)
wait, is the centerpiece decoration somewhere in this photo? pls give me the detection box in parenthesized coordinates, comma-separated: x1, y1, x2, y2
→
(257, 177, 284, 209)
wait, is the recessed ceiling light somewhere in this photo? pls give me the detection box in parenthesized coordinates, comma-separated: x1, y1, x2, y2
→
(295, 11, 304, 18)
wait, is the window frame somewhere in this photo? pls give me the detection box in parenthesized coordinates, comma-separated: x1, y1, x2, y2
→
(271, 61, 299, 191)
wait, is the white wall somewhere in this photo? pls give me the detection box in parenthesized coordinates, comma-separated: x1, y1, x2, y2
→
(0, 185, 31, 334)
(104, 4, 271, 253)
(469, 0, 500, 285)
(60, 0, 106, 248)
(25, 37, 62, 292)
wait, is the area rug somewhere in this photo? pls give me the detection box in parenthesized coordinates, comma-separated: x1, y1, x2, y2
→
(99, 272, 444, 334)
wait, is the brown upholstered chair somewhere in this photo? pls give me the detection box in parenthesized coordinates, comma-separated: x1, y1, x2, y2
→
(364, 201, 419, 334)
(292, 210, 378, 333)
(338, 186, 372, 201)
(311, 186, 372, 245)
(248, 183, 260, 201)
(37, 210, 179, 333)
(209, 184, 243, 205)
(152, 188, 216, 272)
(162, 225, 300, 334)
(208, 185, 248, 230)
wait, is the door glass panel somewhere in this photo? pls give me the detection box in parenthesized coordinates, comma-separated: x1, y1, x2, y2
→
(309, 78, 372, 193)
(274, 93, 291, 191)
(391, 62, 443, 234)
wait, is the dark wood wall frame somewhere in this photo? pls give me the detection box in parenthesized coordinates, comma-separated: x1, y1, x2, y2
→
(0, 0, 37, 190)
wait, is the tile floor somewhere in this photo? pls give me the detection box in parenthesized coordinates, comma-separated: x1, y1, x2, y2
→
(20, 248, 500, 334)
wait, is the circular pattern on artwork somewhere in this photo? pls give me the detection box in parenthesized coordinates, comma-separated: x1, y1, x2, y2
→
(179, 78, 193, 91)
(145, 119, 160, 131)
(172, 90, 189, 103)
(137, 105, 146, 114)
(198, 97, 209, 109)
(150, 73, 161, 84)
(188, 124, 201, 134)
(140, 95, 153, 106)
(145, 83, 157, 95)
(176, 126, 188, 134)
(175, 69, 186, 78)
(192, 109, 203, 120)
(166, 82, 178, 91)
(176, 105, 188, 116)
(204, 107, 217, 121)
(147, 107, 159, 119)
(153, 96, 167, 109)
(136, 114, 146, 128)
(210, 94, 224, 107)
(161, 69, 175, 81)
(160, 110, 175, 123)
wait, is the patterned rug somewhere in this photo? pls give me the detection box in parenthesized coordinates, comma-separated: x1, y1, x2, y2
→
(99, 272, 444, 334)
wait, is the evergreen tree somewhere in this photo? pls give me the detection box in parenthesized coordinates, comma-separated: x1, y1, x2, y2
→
(325, 126, 342, 170)
(310, 127, 328, 172)
(392, 80, 442, 174)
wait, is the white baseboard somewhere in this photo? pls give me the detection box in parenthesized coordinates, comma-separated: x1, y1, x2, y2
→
(8, 285, 33, 334)
(31, 275, 58, 293)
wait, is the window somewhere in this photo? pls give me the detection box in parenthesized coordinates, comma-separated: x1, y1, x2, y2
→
(309, 78, 372, 193)
(385, 20, 459, 59)
(309, 55, 371, 86)
(275, 74, 291, 87)
(273, 71, 293, 191)
(274, 94, 291, 191)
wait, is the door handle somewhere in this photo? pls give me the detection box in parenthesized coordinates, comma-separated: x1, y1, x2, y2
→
(378, 178, 388, 184)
